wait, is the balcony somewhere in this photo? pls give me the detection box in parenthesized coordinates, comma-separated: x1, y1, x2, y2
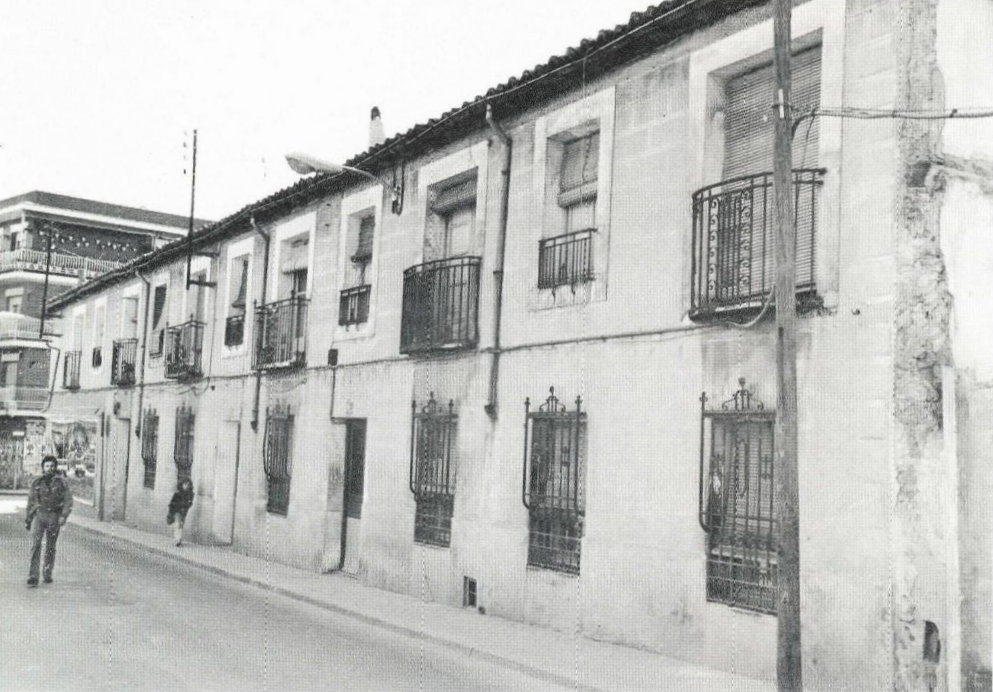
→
(111, 338, 138, 386)
(689, 169, 825, 319)
(252, 296, 308, 370)
(400, 256, 480, 355)
(538, 229, 595, 289)
(163, 321, 204, 379)
(63, 350, 81, 389)
(0, 249, 120, 280)
(224, 313, 245, 347)
(339, 285, 371, 326)
(0, 385, 48, 411)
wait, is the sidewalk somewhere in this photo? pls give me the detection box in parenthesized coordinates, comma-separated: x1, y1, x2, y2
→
(69, 514, 774, 692)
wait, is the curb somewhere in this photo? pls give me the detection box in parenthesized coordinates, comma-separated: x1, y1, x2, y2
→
(71, 520, 598, 691)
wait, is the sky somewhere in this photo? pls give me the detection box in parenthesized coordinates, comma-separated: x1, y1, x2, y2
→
(0, 1, 645, 222)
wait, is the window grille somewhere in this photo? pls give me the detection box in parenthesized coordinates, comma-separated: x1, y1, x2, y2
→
(409, 394, 457, 547)
(141, 408, 159, 489)
(699, 378, 777, 614)
(173, 405, 195, 483)
(263, 404, 293, 515)
(522, 387, 586, 574)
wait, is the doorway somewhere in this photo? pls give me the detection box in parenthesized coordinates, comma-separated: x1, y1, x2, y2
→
(211, 421, 241, 544)
(341, 419, 366, 575)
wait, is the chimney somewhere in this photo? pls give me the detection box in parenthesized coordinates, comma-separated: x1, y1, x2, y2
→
(369, 106, 385, 148)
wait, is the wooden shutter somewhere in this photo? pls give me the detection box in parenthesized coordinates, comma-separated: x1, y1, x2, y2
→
(723, 47, 821, 290)
(353, 216, 375, 262)
(280, 239, 309, 273)
(431, 177, 477, 215)
(723, 47, 821, 179)
(231, 258, 248, 309)
(558, 132, 599, 207)
(152, 285, 167, 329)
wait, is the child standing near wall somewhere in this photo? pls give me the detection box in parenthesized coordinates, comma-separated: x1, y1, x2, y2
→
(166, 478, 194, 546)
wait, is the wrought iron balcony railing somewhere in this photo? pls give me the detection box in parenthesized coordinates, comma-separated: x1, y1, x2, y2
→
(252, 296, 308, 370)
(690, 169, 825, 318)
(339, 285, 371, 326)
(163, 321, 204, 379)
(224, 313, 245, 347)
(111, 338, 138, 386)
(63, 350, 81, 390)
(400, 256, 480, 354)
(538, 229, 595, 289)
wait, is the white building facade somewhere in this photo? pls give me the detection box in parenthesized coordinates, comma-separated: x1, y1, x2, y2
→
(47, 1, 993, 688)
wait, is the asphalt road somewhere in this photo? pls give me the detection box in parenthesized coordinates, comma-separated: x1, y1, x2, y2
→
(0, 499, 567, 691)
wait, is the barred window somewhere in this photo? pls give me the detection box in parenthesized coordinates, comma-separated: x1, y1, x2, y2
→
(523, 387, 586, 575)
(141, 408, 159, 489)
(173, 405, 195, 483)
(410, 394, 456, 547)
(699, 378, 777, 615)
(263, 404, 293, 516)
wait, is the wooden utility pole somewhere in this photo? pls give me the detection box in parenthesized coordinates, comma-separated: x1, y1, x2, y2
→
(772, 0, 802, 689)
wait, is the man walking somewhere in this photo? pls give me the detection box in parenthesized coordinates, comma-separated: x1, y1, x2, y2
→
(25, 455, 73, 587)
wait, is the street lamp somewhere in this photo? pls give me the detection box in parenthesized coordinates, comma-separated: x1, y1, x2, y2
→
(285, 152, 403, 214)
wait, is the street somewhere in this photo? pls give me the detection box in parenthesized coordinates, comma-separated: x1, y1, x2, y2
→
(0, 500, 568, 691)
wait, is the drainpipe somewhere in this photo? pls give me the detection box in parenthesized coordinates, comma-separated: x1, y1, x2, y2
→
(484, 103, 512, 419)
(134, 271, 152, 439)
(249, 216, 270, 432)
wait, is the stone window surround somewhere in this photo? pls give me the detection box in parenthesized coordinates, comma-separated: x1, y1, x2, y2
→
(268, 210, 316, 299)
(687, 0, 845, 310)
(335, 185, 383, 342)
(531, 86, 615, 311)
(222, 235, 255, 356)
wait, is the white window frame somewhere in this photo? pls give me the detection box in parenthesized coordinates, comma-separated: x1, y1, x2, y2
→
(336, 185, 382, 342)
(182, 256, 212, 324)
(91, 297, 107, 373)
(120, 283, 142, 340)
(531, 87, 615, 310)
(416, 141, 489, 267)
(269, 210, 316, 300)
(687, 0, 844, 308)
(223, 236, 254, 355)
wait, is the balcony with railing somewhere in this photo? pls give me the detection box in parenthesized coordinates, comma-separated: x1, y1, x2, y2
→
(0, 249, 120, 280)
(63, 350, 81, 390)
(252, 296, 308, 370)
(163, 321, 204, 379)
(400, 257, 480, 355)
(339, 285, 371, 327)
(689, 169, 825, 319)
(0, 385, 48, 411)
(111, 338, 138, 386)
(538, 229, 595, 290)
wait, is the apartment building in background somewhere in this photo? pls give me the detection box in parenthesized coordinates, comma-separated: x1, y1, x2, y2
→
(0, 191, 203, 489)
(44, 1, 993, 688)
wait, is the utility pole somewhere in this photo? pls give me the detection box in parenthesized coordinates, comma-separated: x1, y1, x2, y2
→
(772, 0, 802, 689)
(38, 226, 54, 339)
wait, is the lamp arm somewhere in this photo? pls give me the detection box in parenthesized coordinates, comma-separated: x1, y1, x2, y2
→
(337, 165, 400, 195)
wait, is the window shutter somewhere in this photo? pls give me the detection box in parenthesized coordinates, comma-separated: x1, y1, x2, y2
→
(152, 286, 167, 329)
(558, 132, 599, 207)
(280, 239, 309, 273)
(723, 47, 821, 179)
(353, 217, 375, 263)
(231, 258, 248, 309)
(431, 177, 477, 215)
